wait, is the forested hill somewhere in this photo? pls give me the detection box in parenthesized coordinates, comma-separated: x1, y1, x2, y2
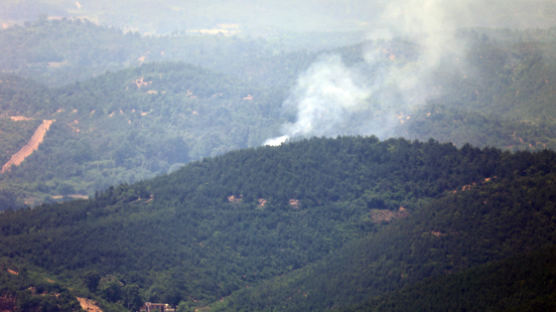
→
(0, 18, 307, 89)
(344, 246, 556, 311)
(0, 21, 555, 209)
(0, 137, 555, 311)
(0, 62, 283, 207)
(333, 29, 556, 150)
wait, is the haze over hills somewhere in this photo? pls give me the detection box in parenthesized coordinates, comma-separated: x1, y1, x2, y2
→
(0, 62, 285, 206)
(0, 18, 555, 207)
(2, 0, 556, 35)
(0, 1, 555, 311)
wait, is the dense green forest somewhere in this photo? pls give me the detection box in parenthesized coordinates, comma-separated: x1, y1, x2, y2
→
(0, 137, 555, 311)
(0, 259, 82, 312)
(0, 62, 284, 206)
(344, 246, 556, 311)
(209, 139, 556, 311)
(0, 20, 555, 209)
(0, 4, 555, 312)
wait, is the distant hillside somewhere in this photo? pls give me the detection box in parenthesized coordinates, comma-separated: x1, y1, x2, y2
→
(0, 137, 555, 311)
(0, 63, 283, 206)
(0, 18, 309, 88)
(438, 28, 556, 122)
(1, 8, 555, 312)
(0, 0, 377, 36)
(0, 24, 555, 208)
(396, 29, 556, 150)
(331, 28, 556, 146)
(398, 105, 556, 151)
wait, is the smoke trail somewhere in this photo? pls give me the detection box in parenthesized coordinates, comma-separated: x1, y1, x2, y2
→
(263, 0, 478, 146)
(265, 54, 372, 146)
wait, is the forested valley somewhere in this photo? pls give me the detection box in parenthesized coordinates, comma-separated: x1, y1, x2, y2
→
(0, 19, 555, 208)
(0, 9, 555, 312)
(1, 137, 555, 311)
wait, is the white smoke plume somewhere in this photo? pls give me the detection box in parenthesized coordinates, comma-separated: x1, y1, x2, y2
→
(264, 0, 553, 146)
(266, 54, 372, 146)
(264, 0, 458, 145)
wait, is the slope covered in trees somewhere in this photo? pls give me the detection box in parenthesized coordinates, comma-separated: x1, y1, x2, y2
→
(345, 246, 556, 312)
(332, 28, 556, 149)
(0, 260, 82, 312)
(0, 20, 554, 210)
(0, 137, 554, 311)
(0, 62, 284, 206)
(212, 146, 556, 310)
(0, 18, 306, 89)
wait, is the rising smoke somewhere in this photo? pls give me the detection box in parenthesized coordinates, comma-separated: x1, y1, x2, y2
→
(264, 0, 553, 146)
(265, 54, 371, 146)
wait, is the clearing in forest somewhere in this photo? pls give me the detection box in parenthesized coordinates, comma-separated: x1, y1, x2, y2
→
(1, 120, 55, 173)
(76, 297, 103, 312)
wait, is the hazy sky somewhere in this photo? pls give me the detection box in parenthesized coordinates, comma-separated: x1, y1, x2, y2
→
(2, 0, 556, 34)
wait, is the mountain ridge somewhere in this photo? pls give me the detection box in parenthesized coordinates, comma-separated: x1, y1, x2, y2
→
(0, 137, 554, 311)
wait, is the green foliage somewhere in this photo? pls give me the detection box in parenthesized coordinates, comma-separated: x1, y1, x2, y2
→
(102, 281, 123, 303)
(0, 259, 82, 311)
(0, 20, 555, 311)
(213, 148, 556, 311)
(122, 284, 142, 311)
(0, 23, 555, 209)
(400, 104, 556, 151)
(347, 247, 556, 312)
(0, 137, 555, 311)
(83, 271, 101, 293)
(0, 62, 284, 205)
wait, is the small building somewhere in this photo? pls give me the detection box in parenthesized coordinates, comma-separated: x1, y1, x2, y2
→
(138, 302, 176, 312)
